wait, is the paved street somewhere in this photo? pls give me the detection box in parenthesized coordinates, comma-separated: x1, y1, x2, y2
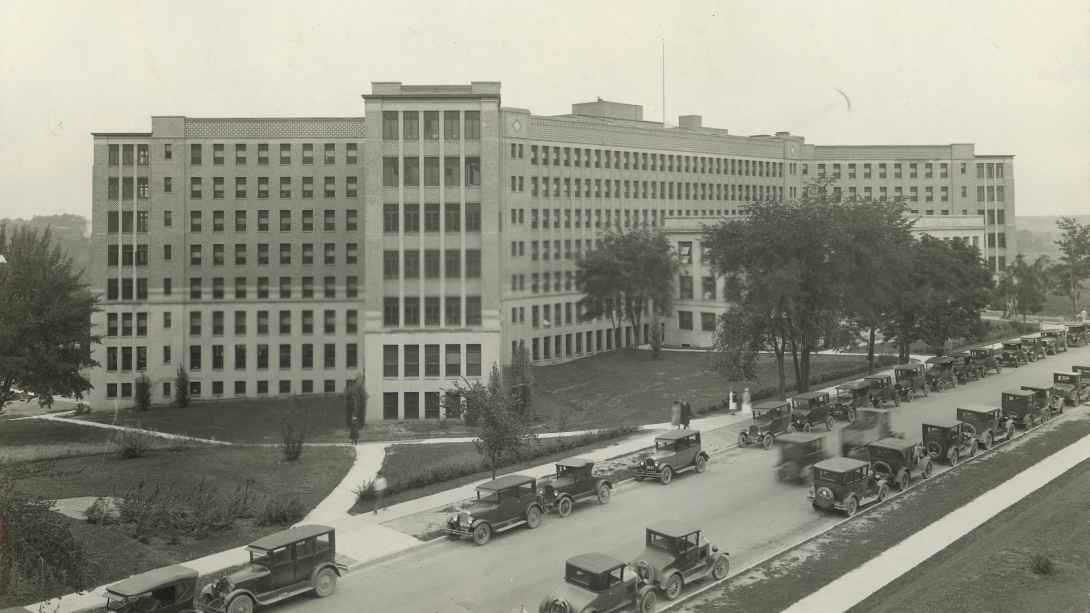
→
(275, 347, 1090, 613)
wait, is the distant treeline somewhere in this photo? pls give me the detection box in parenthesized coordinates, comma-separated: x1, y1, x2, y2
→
(0, 214, 91, 275)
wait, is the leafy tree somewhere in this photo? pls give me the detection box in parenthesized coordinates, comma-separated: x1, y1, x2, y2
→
(996, 253, 1050, 324)
(0, 223, 100, 412)
(133, 372, 152, 411)
(505, 344, 534, 416)
(343, 372, 368, 427)
(0, 461, 93, 600)
(276, 396, 315, 461)
(466, 363, 536, 480)
(1049, 217, 1090, 317)
(174, 365, 191, 408)
(882, 235, 993, 360)
(704, 305, 766, 387)
(649, 316, 663, 359)
(576, 227, 678, 348)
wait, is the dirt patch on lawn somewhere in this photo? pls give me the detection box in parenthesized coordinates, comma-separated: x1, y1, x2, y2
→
(666, 410, 1090, 613)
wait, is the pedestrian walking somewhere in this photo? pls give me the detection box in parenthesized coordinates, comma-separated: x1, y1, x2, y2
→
(372, 474, 388, 515)
(671, 400, 681, 429)
(742, 387, 753, 416)
(680, 399, 691, 429)
(728, 388, 737, 414)
(349, 416, 359, 446)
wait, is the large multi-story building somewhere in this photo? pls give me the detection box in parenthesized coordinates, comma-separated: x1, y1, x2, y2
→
(88, 82, 1015, 421)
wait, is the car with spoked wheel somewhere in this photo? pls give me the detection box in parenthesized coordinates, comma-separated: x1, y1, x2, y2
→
(924, 356, 959, 392)
(1052, 371, 1086, 407)
(1004, 388, 1051, 429)
(634, 430, 709, 484)
(738, 401, 793, 450)
(788, 391, 834, 433)
(956, 405, 1014, 450)
(630, 522, 730, 602)
(865, 375, 901, 408)
(1065, 322, 1090, 347)
(1040, 329, 1068, 353)
(969, 347, 1003, 375)
(538, 553, 657, 613)
(807, 457, 890, 517)
(1000, 341, 1030, 367)
(893, 363, 931, 401)
(198, 525, 346, 613)
(104, 565, 199, 613)
(445, 475, 545, 546)
(922, 419, 977, 466)
(832, 381, 868, 421)
(541, 458, 612, 518)
(1021, 336, 1048, 361)
(867, 437, 933, 491)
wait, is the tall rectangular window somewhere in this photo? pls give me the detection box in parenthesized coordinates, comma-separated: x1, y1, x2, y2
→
(425, 344, 440, 376)
(383, 345, 398, 377)
(383, 112, 398, 140)
(464, 112, 480, 139)
(445, 344, 461, 376)
(404, 345, 420, 377)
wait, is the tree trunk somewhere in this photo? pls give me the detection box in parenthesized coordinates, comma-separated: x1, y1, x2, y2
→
(790, 338, 801, 394)
(799, 342, 811, 394)
(867, 327, 877, 375)
(773, 333, 788, 401)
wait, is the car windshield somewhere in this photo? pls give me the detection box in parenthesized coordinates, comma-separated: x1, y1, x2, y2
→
(870, 447, 901, 462)
(867, 379, 885, 389)
(107, 595, 146, 612)
(836, 387, 854, 399)
(557, 466, 577, 480)
(753, 409, 771, 421)
(1055, 375, 1074, 384)
(477, 490, 499, 505)
(250, 550, 270, 568)
(958, 412, 983, 422)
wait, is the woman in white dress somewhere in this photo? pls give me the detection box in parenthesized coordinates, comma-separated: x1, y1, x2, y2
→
(742, 387, 753, 416)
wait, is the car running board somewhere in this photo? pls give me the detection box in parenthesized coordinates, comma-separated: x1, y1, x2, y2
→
(494, 520, 527, 533)
(252, 584, 313, 606)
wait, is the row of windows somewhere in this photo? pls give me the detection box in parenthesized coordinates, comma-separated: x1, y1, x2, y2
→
(806, 161, 1008, 181)
(382, 157, 481, 187)
(676, 311, 720, 331)
(382, 202, 481, 233)
(184, 309, 358, 336)
(185, 243, 359, 266)
(527, 327, 630, 361)
(183, 176, 358, 200)
(381, 344, 482, 378)
(525, 146, 786, 178)
(106, 342, 359, 372)
(525, 177, 782, 203)
(106, 378, 356, 400)
(381, 391, 445, 420)
(185, 276, 359, 299)
(509, 207, 749, 232)
(187, 143, 358, 166)
(382, 111, 480, 141)
(107, 209, 359, 234)
(383, 249, 481, 279)
(382, 296, 482, 327)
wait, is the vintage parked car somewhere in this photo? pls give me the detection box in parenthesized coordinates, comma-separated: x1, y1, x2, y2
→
(1065, 322, 1090, 347)
(1040, 329, 1068, 353)
(631, 521, 730, 601)
(538, 553, 657, 613)
(541, 458, 612, 518)
(635, 430, 709, 484)
(788, 391, 834, 432)
(950, 351, 986, 383)
(922, 419, 978, 466)
(199, 525, 346, 613)
(1000, 341, 1031, 367)
(832, 381, 869, 421)
(1052, 371, 1086, 406)
(446, 475, 544, 545)
(738, 401, 793, 450)
(924, 356, 960, 392)
(1003, 389, 1051, 429)
(969, 347, 1003, 375)
(1022, 384, 1064, 415)
(807, 457, 890, 517)
(867, 437, 933, 491)
(893, 363, 931, 402)
(104, 565, 199, 613)
(956, 404, 1015, 449)
(865, 375, 901, 408)
(777, 432, 832, 483)
(841, 408, 898, 458)
(1021, 336, 1048, 361)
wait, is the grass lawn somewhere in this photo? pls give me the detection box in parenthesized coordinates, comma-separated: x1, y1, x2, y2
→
(1, 444, 353, 609)
(528, 350, 888, 431)
(0, 418, 117, 463)
(67, 394, 481, 444)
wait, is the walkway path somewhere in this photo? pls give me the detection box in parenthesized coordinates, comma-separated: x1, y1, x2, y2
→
(780, 430, 1090, 613)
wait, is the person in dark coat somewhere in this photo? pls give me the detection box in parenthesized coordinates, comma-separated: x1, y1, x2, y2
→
(680, 399, 692, 429)
(349, 416, 360, 446)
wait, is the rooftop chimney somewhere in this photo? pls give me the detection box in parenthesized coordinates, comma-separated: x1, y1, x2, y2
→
(679, 115, 703, 130)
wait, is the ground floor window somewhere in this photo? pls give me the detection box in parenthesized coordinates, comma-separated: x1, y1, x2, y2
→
(383, 392, 398, 420)
(404, 392, 420, 419)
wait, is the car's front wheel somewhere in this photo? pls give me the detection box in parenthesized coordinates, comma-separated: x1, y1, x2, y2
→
(712, 555, 730, 580)
(557, 497, 573, 518)
(847, 408, 856, 422)
(950, 449, 960, 466)
(313, 567, 337, 598)
(762, 434, 774, 450)
(737, 432, 748, 448)
(923, 383, 930, 396)
(935, 379, 945, 392)
(664, 573, 684, 600)
(825, 416, 834, 431)
(639, 590, 657, 613)
(660, 466, 674, 485)
(983, 431, 993, 450)
(906, 389, 915, 403)
(473, 523, 491, 546)
(526, 506, 542, 529)
(597, 484, 611, 505)
(922, 460, 933, 479)
(845, 496, 859, 517)
(227, 596, 254, 613)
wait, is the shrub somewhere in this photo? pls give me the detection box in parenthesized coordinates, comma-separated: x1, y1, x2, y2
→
(113, 425, 153, 459)
(174, 365, 191, 408)
(276, 397, 314, 461)
(133, 373, 152, 411)
(112, 478, 254, 540)
(258, 497, 306, 526)
(73, 402, 92, 415)
(84, 496, 119, 525)
(1030, 553, 1054, 575)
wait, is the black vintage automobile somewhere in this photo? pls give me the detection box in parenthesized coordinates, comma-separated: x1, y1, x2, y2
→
(104, 565, 199, 613)
(865, 375, 901, 408)
(867, 437, 933, 491)
(969, 347, 1003, 375)
(1040, 329, 1068, 353)
(1021, 384, 1064, 415)
(1000, 341, 1031, 367)
(950, 351, 986, 383)
(538, 553, 657, 613)
(956, 405, 1015, 450)
(738, 401, 793, 450)
(1052, 371, 1087, 407)
(893, 363, 930, 402)
(923, 419, 978, 466)
(635, 430, 709, 484)
(808, 457, 890, 517)
(631, 522, 730, 601)
(788, 391, 834, 432)
(776, 432, 832, 483)
(1021, 336, 1048, 361)
(924, 356, 959, 392)
(541, 458, 613, 517)
(1003, 389, 1050, 429)
(446, 475, 544, 545)
(832, 381, 868, 421)
(1065, 322, 1090, 347)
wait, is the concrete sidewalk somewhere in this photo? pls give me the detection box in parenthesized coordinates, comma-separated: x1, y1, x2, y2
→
(780, 430, 1090, 613)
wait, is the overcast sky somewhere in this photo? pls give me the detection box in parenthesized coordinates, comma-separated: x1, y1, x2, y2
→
(1, 0, 1087, 221)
